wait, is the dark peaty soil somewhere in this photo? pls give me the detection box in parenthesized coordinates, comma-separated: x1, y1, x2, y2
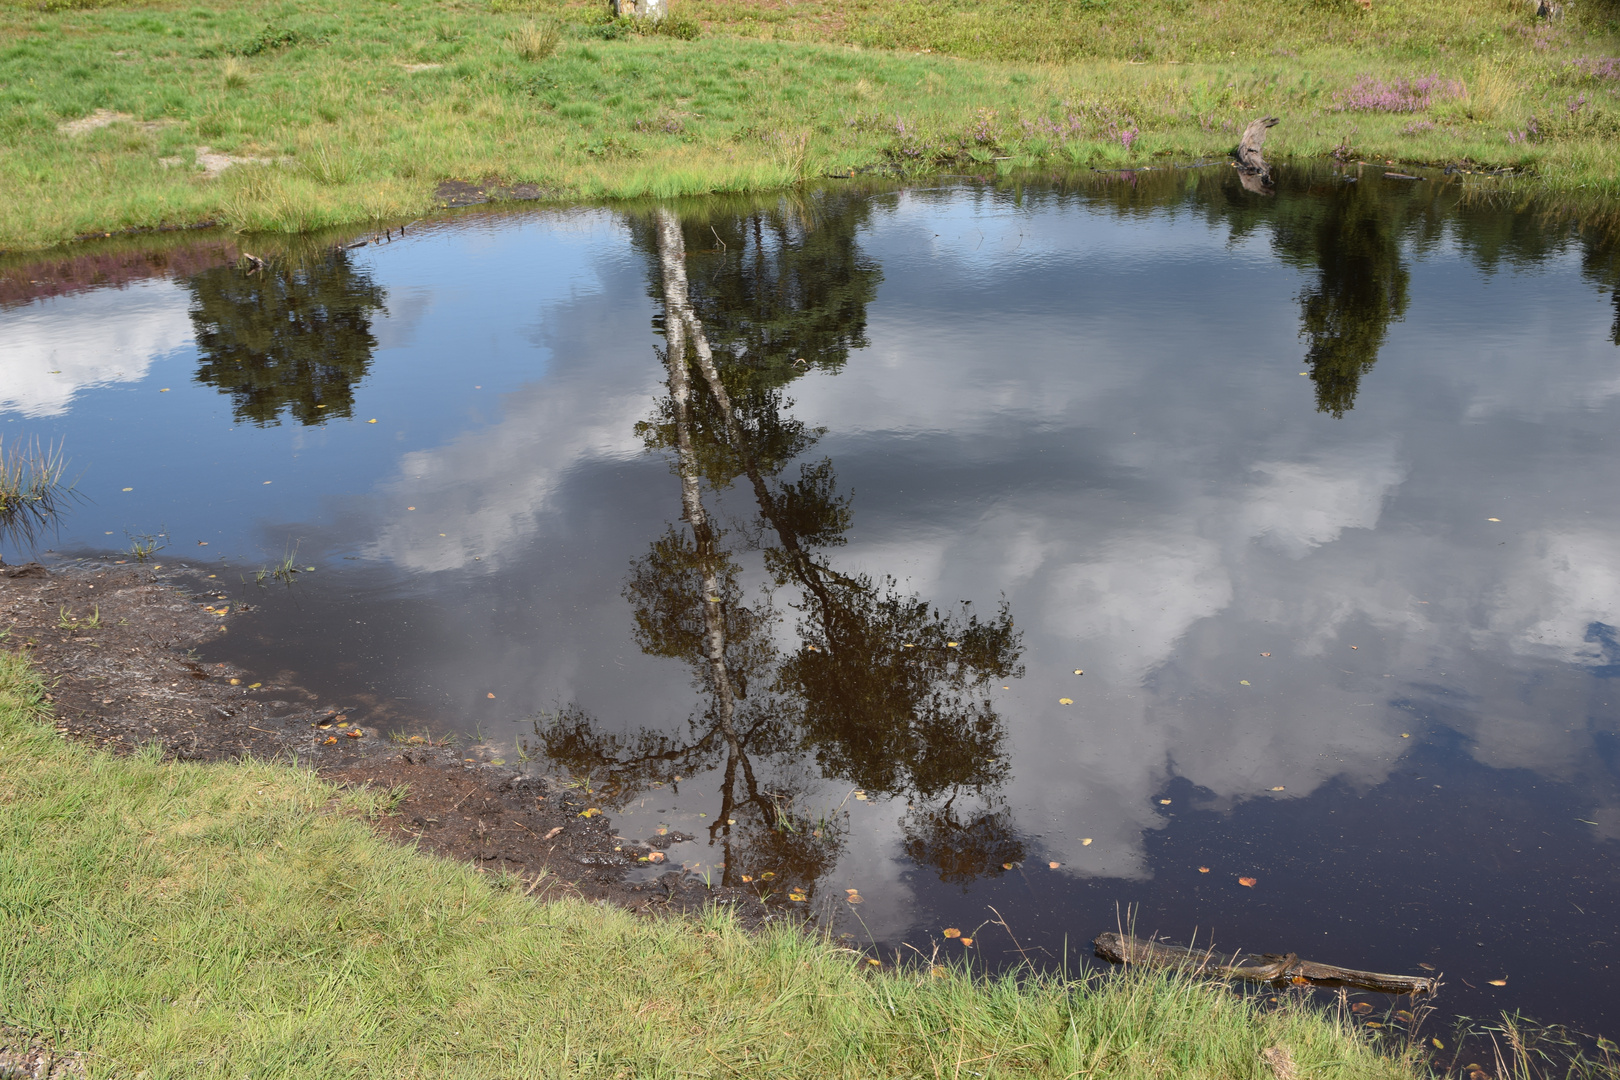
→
(1, 557, 774, 924)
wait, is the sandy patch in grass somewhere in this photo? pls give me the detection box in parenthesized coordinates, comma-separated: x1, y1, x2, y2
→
(57, 109, 175, 137)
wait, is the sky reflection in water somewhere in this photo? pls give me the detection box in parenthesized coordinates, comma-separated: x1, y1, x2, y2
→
(3, 168, 1619, 1035)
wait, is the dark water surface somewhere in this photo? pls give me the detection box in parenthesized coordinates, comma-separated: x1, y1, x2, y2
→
(5, 167, 1620, 1039)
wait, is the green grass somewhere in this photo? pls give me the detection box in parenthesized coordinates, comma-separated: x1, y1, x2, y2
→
(1, 0, 1619, 249)
(0, 437, 76, 557)
(0, 647, 1419, 1079)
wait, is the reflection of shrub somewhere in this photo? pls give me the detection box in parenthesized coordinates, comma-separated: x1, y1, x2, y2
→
(1333, 74, 1463, 113)
(512, 20, 560, 61)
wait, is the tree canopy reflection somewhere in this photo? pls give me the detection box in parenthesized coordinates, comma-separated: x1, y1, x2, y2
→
(183, 251, 386, 426)
(535, 196, 1024, 901)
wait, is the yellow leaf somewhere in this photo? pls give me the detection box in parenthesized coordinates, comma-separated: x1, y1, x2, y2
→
(1198, 866, 1210, 873)
(647, 852, 665, 863)
(322, 736, 338, 745)
(789, 891, 807, 902)
(943, 928, 961, 938)
(1159, 799, 1171, 805)
(866, 958, 881, 966)
(1270, 786, 1285, 791)
(1488, 978, 1507, 986)
(1059, 698, 1074, 705)
(1002, 862, 1014, 870)
(229, 678, 240, 686)
(486, 692, 496, 699)
(1240, 680, 1251, 686)
(248, 682, 262, 689)
(345, 729, 363, 738)
(960, 938, 973, 947)
(946, 641, 959, 647)
(579, 808, 601, 818)
(367, 419, 378, 423)
(1048, 861, 1060, 869)
(1433, 1039, 1445, 1049)
(1081, 838, 1093, 846)
(1238, 876, 1257, 887)
(846, 893, 863, 904)
(759, 871, 775, 880)
(1487, 517, 1501, 522)
(741, 875, 753, 883)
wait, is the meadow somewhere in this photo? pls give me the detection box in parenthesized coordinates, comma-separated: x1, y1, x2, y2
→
(1, 0, 1619, 248)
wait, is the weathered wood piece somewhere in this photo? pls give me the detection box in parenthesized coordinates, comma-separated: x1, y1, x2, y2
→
(1093, 932, 1438, 996)
(1234, 116, 1279, 193)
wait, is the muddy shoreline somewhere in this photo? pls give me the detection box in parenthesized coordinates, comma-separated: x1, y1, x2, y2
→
(1, 557, 775, 926)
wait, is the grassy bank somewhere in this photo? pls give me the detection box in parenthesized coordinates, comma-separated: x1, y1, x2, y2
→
(0, 647, 1417, 1079)
(2, 0, 1620, 249)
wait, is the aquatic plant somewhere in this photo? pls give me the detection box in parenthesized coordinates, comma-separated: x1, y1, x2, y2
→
(0, 438, 77, 556)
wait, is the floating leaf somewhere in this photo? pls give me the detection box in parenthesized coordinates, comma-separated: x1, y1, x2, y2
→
(1487, 517, 1501, 522)
(1488, 978, 1507, 987)
(866, 957, 881, 965)
(1002, 862, 1015, 870)
(647, 852, 665, 863)
(1081, 838, 1093, 846)
(1198, 866, 1210, 873)
(1351, 1003, 1373, 1015)
(1365, 1021, 1384, 1029)
(1270, 786, 1285, 791)
(789, 891, 808, 902)
(1395, 1010, 1414, 1022)
(486, 692, 496, 699)
(1433, 1038, 1445, 1049)
(960, 937, 974, 947)
(248, 682, 262, 689)
(345, 729, 363, 738)
(946, 641, 959, 648)
(759, 871, 775, 880)
(1074, 669, 1084, 675)
(1240, 680, 1251, 686)
(1418, 963, 1435, 971)
(1238, 876, 1257, 887)
(367, 418, 378, 423)
(1350, 645, 1357, 649)
(322, 735, 338, 745)
(1049, 861, 1060, 869)
(1059, 698, 1074, 705)
(846, 892, 863, 904)
(741, 875, 754, 883)
(1401, 733, 1411, 738)
(943, 928, 962, 939)
(1159, 799, 1171, 805)
(578, 808, 601, 818)
(229, 678, 240, 685)
(1261, 652, 1271, 657)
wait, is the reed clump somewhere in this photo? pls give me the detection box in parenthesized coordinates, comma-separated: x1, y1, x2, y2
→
(0, 438, 75, 553)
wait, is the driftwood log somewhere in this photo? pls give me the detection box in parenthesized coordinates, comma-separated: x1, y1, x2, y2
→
(1093, 932, 1438, 996)
(1234, 116, 1279, 194)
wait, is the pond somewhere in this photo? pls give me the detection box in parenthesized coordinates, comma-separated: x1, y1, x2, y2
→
(4, 166, 1619, 1040)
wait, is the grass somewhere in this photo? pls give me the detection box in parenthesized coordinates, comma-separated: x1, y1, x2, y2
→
(0, 647, 1423, 1079)
(0, 437, 76, 556)
(1, 0, 1619, 249)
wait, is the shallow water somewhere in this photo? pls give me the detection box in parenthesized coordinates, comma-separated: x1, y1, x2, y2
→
(5, 167, 1620, 1039)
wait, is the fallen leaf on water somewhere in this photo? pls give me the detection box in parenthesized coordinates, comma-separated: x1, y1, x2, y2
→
(1401, 733, 1411, 738)
(1433, 1038, 1445, 1049)
(1002, 862, 1015, 870)
(122, 487, 133, 492)
(1261, 652, 1271, 657)
(759, 871, 775, 880)
(845, 888, 860, 896)
(1159, 799, 1171, 805)
(486, 692, 496, 699)
(853, 791, 868, 801)
(407, 506, 415, 511)
(946, 641, 959, 648)
(1270, 786, 1286, 792)
(345, 729, 363, 738)
(1350, 645, 1358, 649)
(1488, 978, 1507, 987)
(578, 808, 601, 818)
(367, 419, 378, 423)
(336, 721, 349, 728)
(1395, 1010, 1414, 1022)
(1238, 876, 1257, 887)
(1049, 861, 1061, 869)
(657, 827, 668, 835)
(322, 736, 338, 745)
(1365, 1021, 1384, 1029)
(1081, 838, 1093, 846)
(1198, 866, 1210, 873)
(1059, 698, 1074, 705)
(1240, 680, 1251, 686)
(159, 388, 170, 392)
(1487, 517, 1501, 522)
(846, 893, 863, 904)
(1351, 1003, 1373, 1015)
(943, 928, 962, 938)
(543, 826, 563, 840)
(1418, 963, 1436, 971)
(960, 938, 974, 947)
(248, 682, 262, 689)
(789, 891, 807, 902)
(866, 958, 881, 966)
(741, 875, 754, 883)
(1074, 669, 1084, 675)
(647, 852, 665, 863)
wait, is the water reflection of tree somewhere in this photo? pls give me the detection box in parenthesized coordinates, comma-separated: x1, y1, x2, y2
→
(537, 199, 1023, 902)
(183, 252, 386, 426)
